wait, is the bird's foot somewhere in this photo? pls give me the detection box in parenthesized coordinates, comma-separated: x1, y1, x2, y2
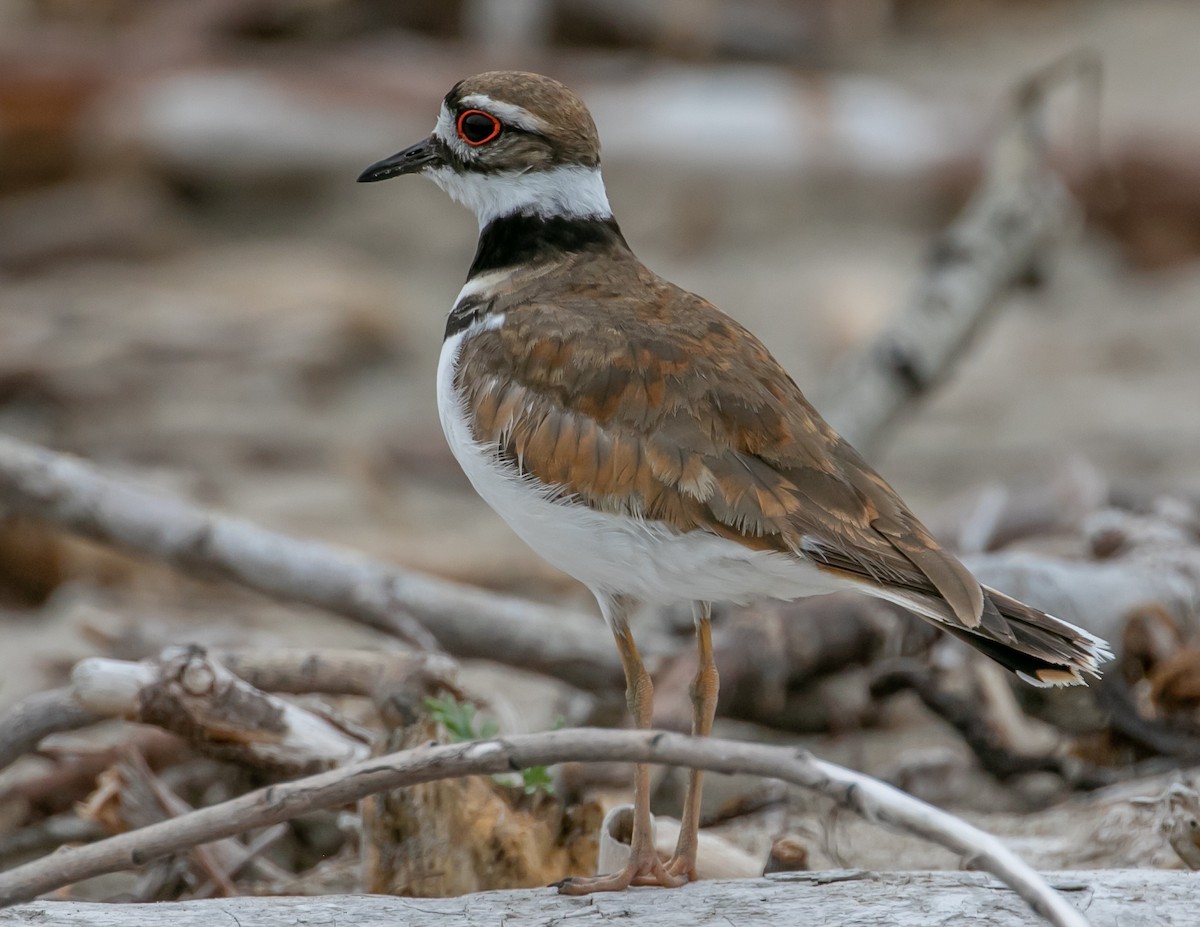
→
(556, 854, 686, 894)
(664, 853, 698, 883)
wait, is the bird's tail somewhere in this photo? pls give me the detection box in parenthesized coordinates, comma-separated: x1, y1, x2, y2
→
(876, 584, 1113, 687)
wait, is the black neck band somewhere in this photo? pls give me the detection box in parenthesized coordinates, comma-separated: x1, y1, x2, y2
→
(467, 213, 628, 278)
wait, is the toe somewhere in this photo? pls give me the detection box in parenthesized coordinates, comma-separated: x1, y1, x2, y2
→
(664, 857, 697, 882)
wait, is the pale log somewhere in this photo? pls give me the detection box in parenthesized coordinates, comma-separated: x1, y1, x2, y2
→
(1, 870, 1184, 926)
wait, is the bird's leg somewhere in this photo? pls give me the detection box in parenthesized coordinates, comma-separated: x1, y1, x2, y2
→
(558, 594, 685, 894)
(665, 601, 718, 881)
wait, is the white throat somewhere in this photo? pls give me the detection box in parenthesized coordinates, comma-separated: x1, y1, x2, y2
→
(427, 164, 612, 229)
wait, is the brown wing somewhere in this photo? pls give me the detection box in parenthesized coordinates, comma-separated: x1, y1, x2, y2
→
(456, 264, 986, 630)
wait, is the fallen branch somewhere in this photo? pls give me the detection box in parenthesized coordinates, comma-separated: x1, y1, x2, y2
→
(2, 870, 1172, 926)
(78, 747, 290, 896)
(0, 649, 457, 779)
(70, 646, 371, 776)
(0, 689, 103, 773)
(0, 434, 629, 692)
(816, 52, 1095, 456)
(215, 647, 459, 699)
(0, 729, 1088, 927)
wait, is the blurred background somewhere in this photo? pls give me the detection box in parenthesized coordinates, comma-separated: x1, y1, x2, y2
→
(3, 0, 1200, 894)
(3, 0, 1198, 581)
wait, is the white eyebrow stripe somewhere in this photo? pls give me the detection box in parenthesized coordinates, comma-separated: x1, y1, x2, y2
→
(458, 94, 548, 134)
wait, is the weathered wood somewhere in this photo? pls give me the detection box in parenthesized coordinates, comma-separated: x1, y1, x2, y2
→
(815, 54, 1093, 457)
(0, 433, 629, 692)
(0, 729, 1086, 926)
(0, 870, 1189, 926)
(71, 647, 371, 775)
(0, 688, 102, 773)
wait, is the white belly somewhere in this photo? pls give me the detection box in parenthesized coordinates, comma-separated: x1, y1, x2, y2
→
(436, 329, 842, 606)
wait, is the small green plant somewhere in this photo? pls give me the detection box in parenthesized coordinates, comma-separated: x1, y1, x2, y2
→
(423, 694, 554, 795)
(516, 763, 554, 795)
(424, 694, 497, 741)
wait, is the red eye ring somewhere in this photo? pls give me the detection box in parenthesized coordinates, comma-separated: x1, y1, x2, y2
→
(456, 109, 502, 146)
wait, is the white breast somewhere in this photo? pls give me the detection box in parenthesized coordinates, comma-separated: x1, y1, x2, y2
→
(436, 326, 842, 607)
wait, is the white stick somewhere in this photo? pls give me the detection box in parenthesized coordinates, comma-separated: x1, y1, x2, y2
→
(0, 729, 1089, 927)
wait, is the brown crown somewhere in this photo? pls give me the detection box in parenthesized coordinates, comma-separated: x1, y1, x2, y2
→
(447, 71, 601, 167)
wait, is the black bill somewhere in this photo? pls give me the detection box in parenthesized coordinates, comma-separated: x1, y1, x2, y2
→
(357, 136, 441, 183)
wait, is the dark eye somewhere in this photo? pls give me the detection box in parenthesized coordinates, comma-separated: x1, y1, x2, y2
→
(457, 109, 502, 146)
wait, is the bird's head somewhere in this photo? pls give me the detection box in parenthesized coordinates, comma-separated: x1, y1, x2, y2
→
(358, 71, 611, 228)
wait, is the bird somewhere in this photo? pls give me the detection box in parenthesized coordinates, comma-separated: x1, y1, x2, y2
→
(358, 70, 1111, 893)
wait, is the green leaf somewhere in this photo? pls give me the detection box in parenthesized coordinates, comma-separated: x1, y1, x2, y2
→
(423, 695, 555, 795)
(519, 765, 555, 795)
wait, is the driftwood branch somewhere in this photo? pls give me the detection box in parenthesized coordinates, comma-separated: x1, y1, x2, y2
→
(0, 434, 629, 692)
(4, 870, 1184, 927)
(70, 646, 371, 776)
(0, 729, 1087, 927)
(0, 689, 103, 773)
(215, 647, 460, 699)
(816, 53, 1095, 456)
(77, 747, 288, 897)
(0, 649, 458, 778)
(869, 662, 1111, 789)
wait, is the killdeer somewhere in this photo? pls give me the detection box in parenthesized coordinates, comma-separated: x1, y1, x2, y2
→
(359, 71, 1111, 893)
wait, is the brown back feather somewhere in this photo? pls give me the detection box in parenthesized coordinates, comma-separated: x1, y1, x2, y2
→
(457, 247, 987, 629)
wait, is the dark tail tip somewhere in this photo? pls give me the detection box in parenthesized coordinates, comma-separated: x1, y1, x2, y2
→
(949, 586, 1112, 688)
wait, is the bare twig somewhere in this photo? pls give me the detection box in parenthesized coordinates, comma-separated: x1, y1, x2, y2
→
(816, 52, 1098, 456)
(0, 729, 1089, 927)
(79, 747, 289, 896)
(0, 434, 629, 691)
(189, 823, 291, 899)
